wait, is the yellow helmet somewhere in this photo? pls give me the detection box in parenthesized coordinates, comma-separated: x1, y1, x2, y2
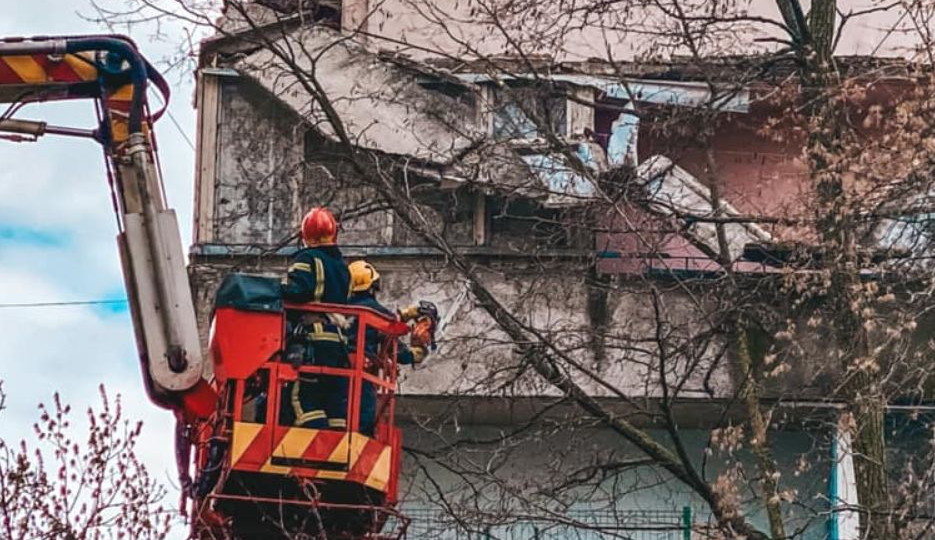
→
(349, 260, 380, 293)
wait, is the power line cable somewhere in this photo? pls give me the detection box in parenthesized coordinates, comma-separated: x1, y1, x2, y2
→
(164, 108, 195, 151)
(0, 299, 128, 309)
(148, 74, 195, 151)
(92, 0, 197, 154)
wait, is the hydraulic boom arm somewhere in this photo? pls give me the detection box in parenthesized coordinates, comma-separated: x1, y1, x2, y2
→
(0, 35, 212, 419)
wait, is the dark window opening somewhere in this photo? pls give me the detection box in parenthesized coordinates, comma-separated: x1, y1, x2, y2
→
(392, 187, 475, 247)
(594, 102, 627, 152)
(418, 80, 478, 107)
(488, 197, 580, 250)
(885, 411, 935, 509)
(492, 85, 567, 140)
(252, 0, 341, 27)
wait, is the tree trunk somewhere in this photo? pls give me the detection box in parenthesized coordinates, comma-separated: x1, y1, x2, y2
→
(850, 386, 891, 539)
(776, 1, 895, 535)
(735, 328, 787, 540)
(806, 81, 893, 540)
(809, 0, 837, 63)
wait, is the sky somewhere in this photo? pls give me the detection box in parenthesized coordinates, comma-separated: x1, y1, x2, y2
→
(0, 2, 199, 534)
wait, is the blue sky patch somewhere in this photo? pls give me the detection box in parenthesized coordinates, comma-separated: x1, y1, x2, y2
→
(91, 285, 131, 317)
(91, 299, 131, 317)
(0, 223, 69, 248)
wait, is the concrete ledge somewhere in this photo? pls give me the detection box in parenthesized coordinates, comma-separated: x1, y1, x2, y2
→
(191, 242, 593, 259)
(394, 394, 865, 430)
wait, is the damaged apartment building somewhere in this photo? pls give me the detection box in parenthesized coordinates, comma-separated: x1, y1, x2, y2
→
(189, 1, 934, 538)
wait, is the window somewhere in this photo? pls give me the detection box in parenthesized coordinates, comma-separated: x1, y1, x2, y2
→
(254, 0, 341, 26)
(487, 197, 579, 250)
(876, 212, 934, 254)
(492, 86, 567, 140)
(391, 188, 475, 247)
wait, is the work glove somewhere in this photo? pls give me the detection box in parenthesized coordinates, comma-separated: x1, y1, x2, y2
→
(285, 323, 311, 369)
(285, 343, 306, 370)
(411, 346, 429, 364)
(399, 301, 438, 321)
(398, 304, 420, 322)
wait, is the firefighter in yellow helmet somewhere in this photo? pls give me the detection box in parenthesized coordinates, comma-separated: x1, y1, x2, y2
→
(346, 260, 436, 435)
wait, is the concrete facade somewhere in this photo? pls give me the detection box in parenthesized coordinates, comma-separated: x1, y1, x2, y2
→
(191, 44, 874, 403)
(193, 2, 933, 536)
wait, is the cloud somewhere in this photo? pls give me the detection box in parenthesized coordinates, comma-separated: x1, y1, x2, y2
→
(0, 3, 200, 538)
(0, 203, 184, 538)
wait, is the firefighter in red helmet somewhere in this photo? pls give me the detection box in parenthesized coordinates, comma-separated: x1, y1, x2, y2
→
(282, 207, 352, 429)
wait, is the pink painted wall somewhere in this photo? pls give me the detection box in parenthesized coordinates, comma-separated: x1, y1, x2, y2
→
(593, 106, 809, 274)
(597, 78, 912, 273)
(639, 108, 813, 242)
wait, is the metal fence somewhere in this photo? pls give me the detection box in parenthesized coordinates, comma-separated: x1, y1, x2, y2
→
(395, 507, 696, 540)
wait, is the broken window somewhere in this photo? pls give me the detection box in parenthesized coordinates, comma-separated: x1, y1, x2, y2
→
(874, 192, 934, 259)
(595, 101, 639, 167)
(869, 189, 934, 269)
(252, 0, 342, 26)
(877, 213, 934, 250)
(387, 185, 586, 251)
(521, 153, 597, 205)
(487, 197, 583, 250)
(391, 187, 475, 247)
(491, 86, 567, 141)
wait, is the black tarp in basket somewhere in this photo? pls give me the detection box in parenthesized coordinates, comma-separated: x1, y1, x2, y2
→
(214, 273, 282, 312)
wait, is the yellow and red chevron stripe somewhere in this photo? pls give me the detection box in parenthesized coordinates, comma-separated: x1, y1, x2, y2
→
(0, 53, 97, 85)
(230, 422, 394, 492)
(0, 52, 143, 146)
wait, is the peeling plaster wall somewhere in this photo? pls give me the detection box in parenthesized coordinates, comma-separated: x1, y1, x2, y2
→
(567, 86, 595, 136)
(191, 256, 737, 399)
(364, 0, 922, 61)
(226, 0, 922, 63)
(197, 76, 842, 403)
(213, 79, 306, 244)
(233, 25, 479, 163)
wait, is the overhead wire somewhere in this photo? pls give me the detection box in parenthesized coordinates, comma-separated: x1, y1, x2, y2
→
(164, 107, 195, 151)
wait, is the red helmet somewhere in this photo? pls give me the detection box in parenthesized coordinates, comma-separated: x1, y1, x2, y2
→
(301, 207, 338, 247)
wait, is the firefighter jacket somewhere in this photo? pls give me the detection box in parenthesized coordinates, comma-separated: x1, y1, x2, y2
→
(348, 292, 415, 435)
(281, 246, 351, 304)
(346, 293, 415, 365)
(281, 246, 352, 368)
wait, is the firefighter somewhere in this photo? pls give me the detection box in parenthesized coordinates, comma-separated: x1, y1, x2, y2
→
(282, 207, 352, 429)
(346, 260, 435, 436)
